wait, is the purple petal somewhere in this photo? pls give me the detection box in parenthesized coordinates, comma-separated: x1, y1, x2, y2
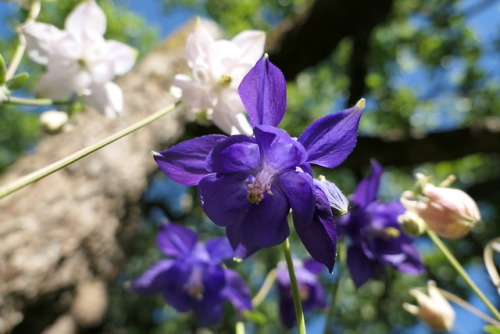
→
(192, 265, 226, 324)
(294, 187, 337, 272)
(206, 237, 234, 263)
(199, 173, 251, 227)
(278, 289, 297, 329)
(154, 135, 226, 186)
(238, 56, 286, 127)
(353, 160, 383, 208)
(302, 282, 327, 311)
(129, 259, 174, 295)
(395, 244, 425, 274)
(277, 171, 315, 226)
(209, 135, 260, 174)
(254, 125, 307, 173)
(222, 268, 253, 311)
(347, 245, 374, 288)
(156, 224, 197, 257)
(162, 262, 193, 312)
(303, 259, 324, 275)
(298, 102, 363, 168)
(226, 190, 290, 259)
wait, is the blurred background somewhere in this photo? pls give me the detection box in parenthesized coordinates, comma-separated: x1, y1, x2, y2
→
(0, 0, 500, 333)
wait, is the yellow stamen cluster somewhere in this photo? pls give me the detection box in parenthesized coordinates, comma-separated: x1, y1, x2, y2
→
(383, 227, 401, 239)
(219, 74, 232, 87)
(247, 181, 273, 204)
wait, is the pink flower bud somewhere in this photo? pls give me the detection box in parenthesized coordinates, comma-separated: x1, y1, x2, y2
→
(403, 281, 455, 330)
(402, 183, 480, 239)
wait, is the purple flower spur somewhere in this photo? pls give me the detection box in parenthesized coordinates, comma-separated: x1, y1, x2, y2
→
(154, 56, 363, 271)
(130, 224, 252, 324)
(339, 161, 425, 288)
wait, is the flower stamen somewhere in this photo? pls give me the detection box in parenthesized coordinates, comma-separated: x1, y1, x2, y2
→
(219, 74, 232, 87)
(247, 170, 274, 204)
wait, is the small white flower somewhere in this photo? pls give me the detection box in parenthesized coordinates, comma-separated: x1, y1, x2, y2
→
(21, 0, 136, 116)
(173, 19, 266, 135)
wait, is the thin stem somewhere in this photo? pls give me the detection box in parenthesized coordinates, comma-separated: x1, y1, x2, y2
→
(323, 241, 345, 334)
(252, 268, 277, 307)
(6, 0, 41, 79)
(427, 230, 500, 321)
(235, 321, 245, 334)
(5, 96, 54, 106)
(484, 237, 500, 295)
(282, 238, 307, 334)
(438, 288, 500, 327)
(0, 101, 180, 200)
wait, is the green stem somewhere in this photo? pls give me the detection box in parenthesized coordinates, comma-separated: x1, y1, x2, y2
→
(427, 230, 500, 321)
(235, 321, 245, 334)
(6, 0, 41, 80)
(323, 241, 345, 334)
(282, 238, 307, 334)
(5, 96, 54, 106)
(252, 268, 277, 307)
(438, 288, 500, 327)
(0, 101, 180, 200)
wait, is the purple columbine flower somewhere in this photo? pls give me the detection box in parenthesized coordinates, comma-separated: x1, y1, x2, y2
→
(339, 161, 425, 288)
(153, 56, 363, 271)
(276, 258, 326, 329)
(129, 224, 252, 324)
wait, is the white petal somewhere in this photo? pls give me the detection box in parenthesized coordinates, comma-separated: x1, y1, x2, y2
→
(65, 0, 107, 37)
(207, 40, 240, 77)
(104, 40, 137, 75)
(35, 71, 74, 100)
(231, 30, 266, 63)
(212, 90, 252, 135)
(186, 19, 214, 68)
(50, 33, 83, 60)
(89, 60, 114, 84)
(173, 74, 210, 109)
(20, 22, 65, 64)
(86, 82, 123, 117)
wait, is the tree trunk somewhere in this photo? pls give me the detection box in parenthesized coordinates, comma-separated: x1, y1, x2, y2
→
(0, 20, 209, 334)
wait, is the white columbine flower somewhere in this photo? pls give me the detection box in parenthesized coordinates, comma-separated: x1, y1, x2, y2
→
(21, 0, 136, 116)
(173, 19, 266, 135)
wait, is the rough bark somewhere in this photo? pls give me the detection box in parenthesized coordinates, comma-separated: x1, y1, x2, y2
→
(0, 20, 218, 334)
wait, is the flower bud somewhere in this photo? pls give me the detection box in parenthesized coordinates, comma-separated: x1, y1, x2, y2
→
(39, 110, 69, 134)
(398, 210, 426, 237)
(401, 182, 480, 239)
(403, 281, 455, 330)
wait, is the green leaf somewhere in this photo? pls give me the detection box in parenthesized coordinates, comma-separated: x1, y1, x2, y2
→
(0, 54, 6, 85)
(243, 310, 267, 324)
(484, 325, 500, 334)
(5, 72, 29, 91)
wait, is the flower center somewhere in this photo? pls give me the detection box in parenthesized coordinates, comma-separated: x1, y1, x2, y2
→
(368, 226, 401, 240)
(247, 169, 274, 204)
(77, 58, 88, 68)
(218, 74, 232, 87)
(183, 266, 204, 301)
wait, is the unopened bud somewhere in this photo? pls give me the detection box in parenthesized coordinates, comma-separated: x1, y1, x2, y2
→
(398, 210, 426, 237)
(39, 110, 69, 134)
(401, 178, 480, 239)
(403, 281, 455, 330)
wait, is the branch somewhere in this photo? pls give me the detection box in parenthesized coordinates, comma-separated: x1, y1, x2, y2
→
(344, 119, 500, 169)
(266, 0, 394, 80)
